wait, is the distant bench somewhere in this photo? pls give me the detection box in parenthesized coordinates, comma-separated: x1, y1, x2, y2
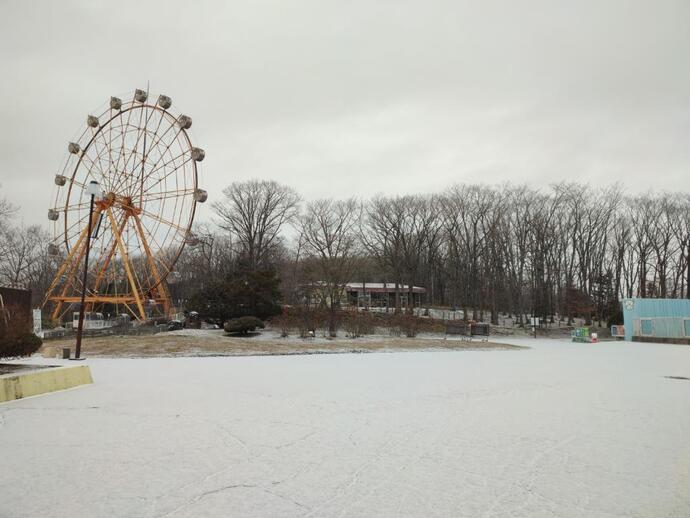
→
(445, 322, 490, 342)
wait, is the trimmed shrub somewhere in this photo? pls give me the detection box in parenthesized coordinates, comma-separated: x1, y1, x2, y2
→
(388, 314, 422, 338)
(0, 332, 42, 358)
(0, 304, 42, 359)
(224, 316, 265, 335)
(342, 311, 376, 338)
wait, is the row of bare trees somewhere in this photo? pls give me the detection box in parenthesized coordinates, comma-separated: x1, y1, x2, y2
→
(194, 180, 690, 326)
(3, 180, 690, 327)
(356, 184, 689, 325)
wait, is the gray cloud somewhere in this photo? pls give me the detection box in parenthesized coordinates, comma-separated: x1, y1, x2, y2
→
(1, 0, 688, 227)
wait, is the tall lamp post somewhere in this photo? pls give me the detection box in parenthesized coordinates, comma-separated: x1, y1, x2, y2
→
(73, 180, 100, 360)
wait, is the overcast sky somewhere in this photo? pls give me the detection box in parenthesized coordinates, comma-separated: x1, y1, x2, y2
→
(1, 0, 688, 227)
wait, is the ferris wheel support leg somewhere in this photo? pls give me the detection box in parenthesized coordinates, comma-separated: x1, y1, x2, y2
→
(50, 259, 83, 322)
(131, 213, 172, 317)
(51, 241, 89, 322)
(45, 207, 104, 322)
(90, 212, 130, 310)
(44, 223, 89, 314)
(107, 208, 147, 320)
(122, 303, 137, 321)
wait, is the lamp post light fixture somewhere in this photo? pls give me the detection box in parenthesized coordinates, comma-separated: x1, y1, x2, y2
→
(72, 180, 100, 360)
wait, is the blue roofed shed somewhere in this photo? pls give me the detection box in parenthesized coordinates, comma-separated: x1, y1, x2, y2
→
(621, 298, 690, 344)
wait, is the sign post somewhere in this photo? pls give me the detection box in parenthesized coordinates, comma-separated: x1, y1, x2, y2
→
(32, 309, 42, 338)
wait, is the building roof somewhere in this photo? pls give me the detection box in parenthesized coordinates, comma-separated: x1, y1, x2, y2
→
(344, 282, 427, 294)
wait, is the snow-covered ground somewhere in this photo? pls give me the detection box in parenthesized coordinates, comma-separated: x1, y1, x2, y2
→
(1, 338, 689, 517)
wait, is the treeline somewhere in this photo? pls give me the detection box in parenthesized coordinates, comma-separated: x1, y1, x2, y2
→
(173, 180, 690, 327)
(0, 189, 56, 305)
(2, 181, 689, 327)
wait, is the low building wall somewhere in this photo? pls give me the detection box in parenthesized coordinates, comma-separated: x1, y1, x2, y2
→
(632, 336, 690, 345)
(0, 365, 93, 403)
(621, 298, 690, 342)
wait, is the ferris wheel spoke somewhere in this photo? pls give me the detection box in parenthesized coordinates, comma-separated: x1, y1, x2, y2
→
(118, 109, 147, 189)
(136, 115, 183, 177)
(139, 135, 186, 189)
(138, 109, 167, 165)
(141, 142, 184, 204)
(110, 168, 139, 195)
(138, 111, 174, 199)
(98, 112, 131, 192)
(139, 188, 195, 202)
(81, 118, 124, 192)
(63, 209, 92, 237)
(76, 151, 105, 181)
(137, 215, 176, 278)
(138, 209, 169, 257)
(140, 208, 190, 235)
(86, 127, 112, 189)
(90, 220, 122, 294)
(107, 107, 116, 185)
(132, 214, 173, 290)
(129, 111, 165, 199)
(141, 153, 194, 194)
(131, 109, 163, 189)
(133, 110, 162, 200)
(111, 123, 166, 196)
(112, 104, 139, 186)
(57, 201, 91, 213)
(65, 177, 88, 190)
(128, 111, 186, 204)
(144, 114, 180, 158)
(120, 104, 156, 185)
(105, 135, 155, 194)
(160, 166, 185, 255)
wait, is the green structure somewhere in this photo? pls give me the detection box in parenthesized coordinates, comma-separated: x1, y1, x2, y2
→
(571, 327, 597, 343)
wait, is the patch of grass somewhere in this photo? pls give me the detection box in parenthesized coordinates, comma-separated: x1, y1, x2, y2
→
(44, 334, 526, 358)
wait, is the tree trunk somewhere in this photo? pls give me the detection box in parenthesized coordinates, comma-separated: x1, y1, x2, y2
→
(687, 245, 690, 298)
(328, 305, 337, 337)
(407, 284, 414, 315)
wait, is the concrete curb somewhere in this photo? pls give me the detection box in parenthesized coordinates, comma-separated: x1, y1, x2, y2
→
(0, 365, 93, 403)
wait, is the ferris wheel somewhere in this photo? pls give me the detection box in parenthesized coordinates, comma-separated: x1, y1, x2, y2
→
(43, 88, 207, 322)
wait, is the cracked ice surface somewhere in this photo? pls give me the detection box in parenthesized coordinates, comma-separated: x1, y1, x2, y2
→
(1, 338, 689, 517)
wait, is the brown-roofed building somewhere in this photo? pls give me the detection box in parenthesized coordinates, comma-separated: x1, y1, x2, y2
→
(301, 282, 427, 309)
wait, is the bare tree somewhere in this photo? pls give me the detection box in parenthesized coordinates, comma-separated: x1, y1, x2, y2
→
(361, 196, 406, 312)
(213, 180, 300, 270)
(627, 195, 655, 298)
(0, 187, 18, 265)
(300, 198, 360, 336)
(0, 186, 17, 224)
(169, 224, 236, 305)
(398, 195, 443, 314)
(0, 224, 52, 292)
(441, 185, 497, 320)
(670, 195, 690, 298)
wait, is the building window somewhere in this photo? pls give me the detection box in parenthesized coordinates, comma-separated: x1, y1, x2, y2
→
(640, 319, 653, 336)
(684, 319, 690, 338)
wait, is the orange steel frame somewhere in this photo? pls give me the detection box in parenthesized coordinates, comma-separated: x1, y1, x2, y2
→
(43, 194, 172, 323)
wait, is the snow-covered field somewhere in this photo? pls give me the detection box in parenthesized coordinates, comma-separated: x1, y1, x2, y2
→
(1, 338, 689, 517)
